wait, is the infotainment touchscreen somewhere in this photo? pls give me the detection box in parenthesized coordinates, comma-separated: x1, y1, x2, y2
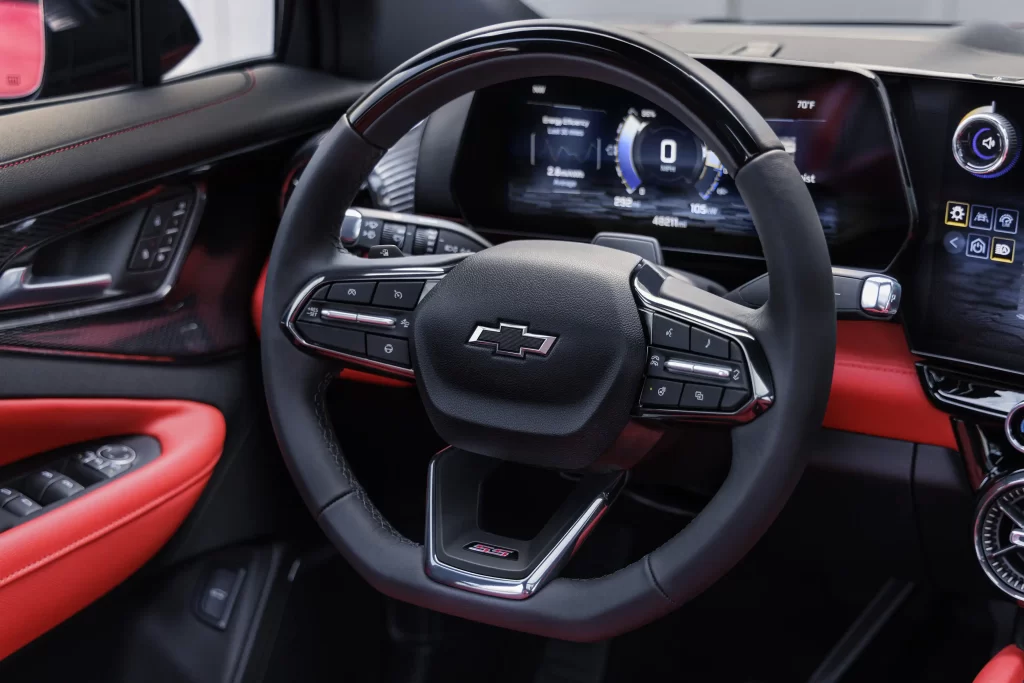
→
(453, 62, 912, 268)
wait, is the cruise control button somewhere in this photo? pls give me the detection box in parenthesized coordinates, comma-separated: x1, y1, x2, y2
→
(371, 281, 424, 310)
(299, 303, 323, 323)
(367, 335, 410, 365)
(651, 314, 689, 352)
(295, 322, 366, 355)
(679, 384, 723, 410)
(640, 379, 684, 407)
(720, 389, 751, 412)
(690, 328, 729, 359)
(328, 281, 376, 304)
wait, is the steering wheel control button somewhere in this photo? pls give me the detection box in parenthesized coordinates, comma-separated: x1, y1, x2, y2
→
(641, 379, 683, 407)
(679, 384, 724, 410)
(295, 322, 366, 355)
(665, 358, 730, 380)
(368, 244, 405, 259)
(367, 335, 410, 365)
(651, 314, 689, 351)
(328, 281, 376, 305)
(97, 444, 136, 463)
(690, 328, 729, 359)
(320, 309, 359, 324)
(3, 496, 41, 517)
(39, 477, 84, 505)
(720, 389, 751, 412)
(356, 313, 396, 328)
(356, 217, 384, 247)
(298, 303, 323, 323)
(371, 281, 424, 310)
(730, 342, 743, 361)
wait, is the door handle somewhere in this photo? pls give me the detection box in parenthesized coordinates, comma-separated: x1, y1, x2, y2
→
(0, 266, 114, 312)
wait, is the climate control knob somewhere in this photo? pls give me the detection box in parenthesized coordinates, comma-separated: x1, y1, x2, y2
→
(952, 105, 1020, 178)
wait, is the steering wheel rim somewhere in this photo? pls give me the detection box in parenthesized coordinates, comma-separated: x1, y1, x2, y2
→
(262, 20, 835, 640)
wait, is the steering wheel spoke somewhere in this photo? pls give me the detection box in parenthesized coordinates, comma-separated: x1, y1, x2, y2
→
(632, 264, 774, 423)
(282, 255, 465, 378)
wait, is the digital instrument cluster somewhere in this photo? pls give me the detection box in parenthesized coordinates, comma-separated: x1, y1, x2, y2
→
(453, 62, 912, 269)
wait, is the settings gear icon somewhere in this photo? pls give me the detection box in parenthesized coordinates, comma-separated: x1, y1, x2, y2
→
(950, 205, 967, 222)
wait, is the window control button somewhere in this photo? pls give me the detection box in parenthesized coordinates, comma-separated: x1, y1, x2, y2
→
(0, 488, 20, 506)
(4, 496, 41, 517)
(152, 247, 173, 270)
(40, 477, 84, 505)
(22, 469, 62, 500)
(129, 237, 159, 271)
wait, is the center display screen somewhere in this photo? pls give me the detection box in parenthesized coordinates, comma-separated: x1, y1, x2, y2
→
(453, 62, 912, 269)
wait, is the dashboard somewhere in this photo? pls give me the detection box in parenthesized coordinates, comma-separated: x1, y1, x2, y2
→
(453, 62, 912, 269)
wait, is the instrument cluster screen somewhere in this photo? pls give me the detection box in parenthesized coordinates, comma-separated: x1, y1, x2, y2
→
(454, 63, 911, 268)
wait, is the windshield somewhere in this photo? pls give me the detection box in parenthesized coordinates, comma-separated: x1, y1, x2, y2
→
(521, 0, 1019, 24)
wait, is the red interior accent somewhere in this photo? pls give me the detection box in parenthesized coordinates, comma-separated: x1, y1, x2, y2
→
(251, 263, 955, 445)
(251, 260, 415, 388)
(825, 320, 956, 450)
(0, 399, 225, 660)
(973, 646, 1024, 683)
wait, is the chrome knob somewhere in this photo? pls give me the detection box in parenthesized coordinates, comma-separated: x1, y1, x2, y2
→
(952, 105, 1020, 178)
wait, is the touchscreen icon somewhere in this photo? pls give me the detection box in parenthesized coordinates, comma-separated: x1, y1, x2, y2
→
(992, 237, 1016, 264)
(943, 231, 965, 255)
(945, 201, 970, 227)
(995, 208, 1020, 234)
(966, 234, 990, 259)
(970, 205, 994, 230)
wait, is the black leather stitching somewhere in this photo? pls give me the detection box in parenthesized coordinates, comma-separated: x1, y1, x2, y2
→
(314, 372, 418, 546)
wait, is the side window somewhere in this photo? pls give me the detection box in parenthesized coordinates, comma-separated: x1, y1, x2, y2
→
(0, 0, 276, 107)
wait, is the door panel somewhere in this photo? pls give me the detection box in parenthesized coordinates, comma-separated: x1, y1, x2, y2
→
(0, 399, 224, 660)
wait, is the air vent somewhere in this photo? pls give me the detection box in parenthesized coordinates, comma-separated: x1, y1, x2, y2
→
(974, 472, 1024, 599)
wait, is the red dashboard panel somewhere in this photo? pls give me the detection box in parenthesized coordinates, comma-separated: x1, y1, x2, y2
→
(251, 265, 955, 447)
(0, 399, 225, 660)
(826, 320, 956, 449)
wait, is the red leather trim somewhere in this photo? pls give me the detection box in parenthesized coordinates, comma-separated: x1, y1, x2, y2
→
(825, 321, 956, 450)
(0, 70, 256, 172)
(0, 399, 225, 660)
(252, 260, 415, 388)
(974, 645, 1024, 683)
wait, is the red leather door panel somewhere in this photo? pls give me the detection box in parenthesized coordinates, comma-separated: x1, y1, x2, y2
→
(0, 399, 225, 660)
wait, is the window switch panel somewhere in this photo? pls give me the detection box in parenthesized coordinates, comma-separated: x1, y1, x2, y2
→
(22, 469, 62, 500)
(40, 477, 84, 505)
(4, 496, 41, 517)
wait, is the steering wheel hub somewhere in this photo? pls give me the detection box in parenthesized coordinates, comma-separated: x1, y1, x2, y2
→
(413, 240, 647, 470)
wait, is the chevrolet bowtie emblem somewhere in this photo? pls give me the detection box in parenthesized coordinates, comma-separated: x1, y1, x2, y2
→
(467, 323, 557, 358)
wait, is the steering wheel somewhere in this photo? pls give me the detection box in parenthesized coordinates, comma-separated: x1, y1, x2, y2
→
(262, 20, 835, 641)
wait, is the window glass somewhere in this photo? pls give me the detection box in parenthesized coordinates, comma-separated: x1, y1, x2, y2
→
(163, 0, 275, 81)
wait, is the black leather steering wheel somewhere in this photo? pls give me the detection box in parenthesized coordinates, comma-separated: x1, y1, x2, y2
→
(262, 20, 836, 641)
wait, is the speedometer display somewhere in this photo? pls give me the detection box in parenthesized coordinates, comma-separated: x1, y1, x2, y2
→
(453, 64, 912, 269)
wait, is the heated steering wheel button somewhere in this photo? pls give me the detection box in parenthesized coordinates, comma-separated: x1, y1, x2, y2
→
(328, 281, 376, 304)
(641, 379, 683, 407)
(679, 384, 724, 410)
(690, 328, 730, 359)
(371, 281, 424, 310)
(651, 314, 689, 351)
(367, 335, 410, 365)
